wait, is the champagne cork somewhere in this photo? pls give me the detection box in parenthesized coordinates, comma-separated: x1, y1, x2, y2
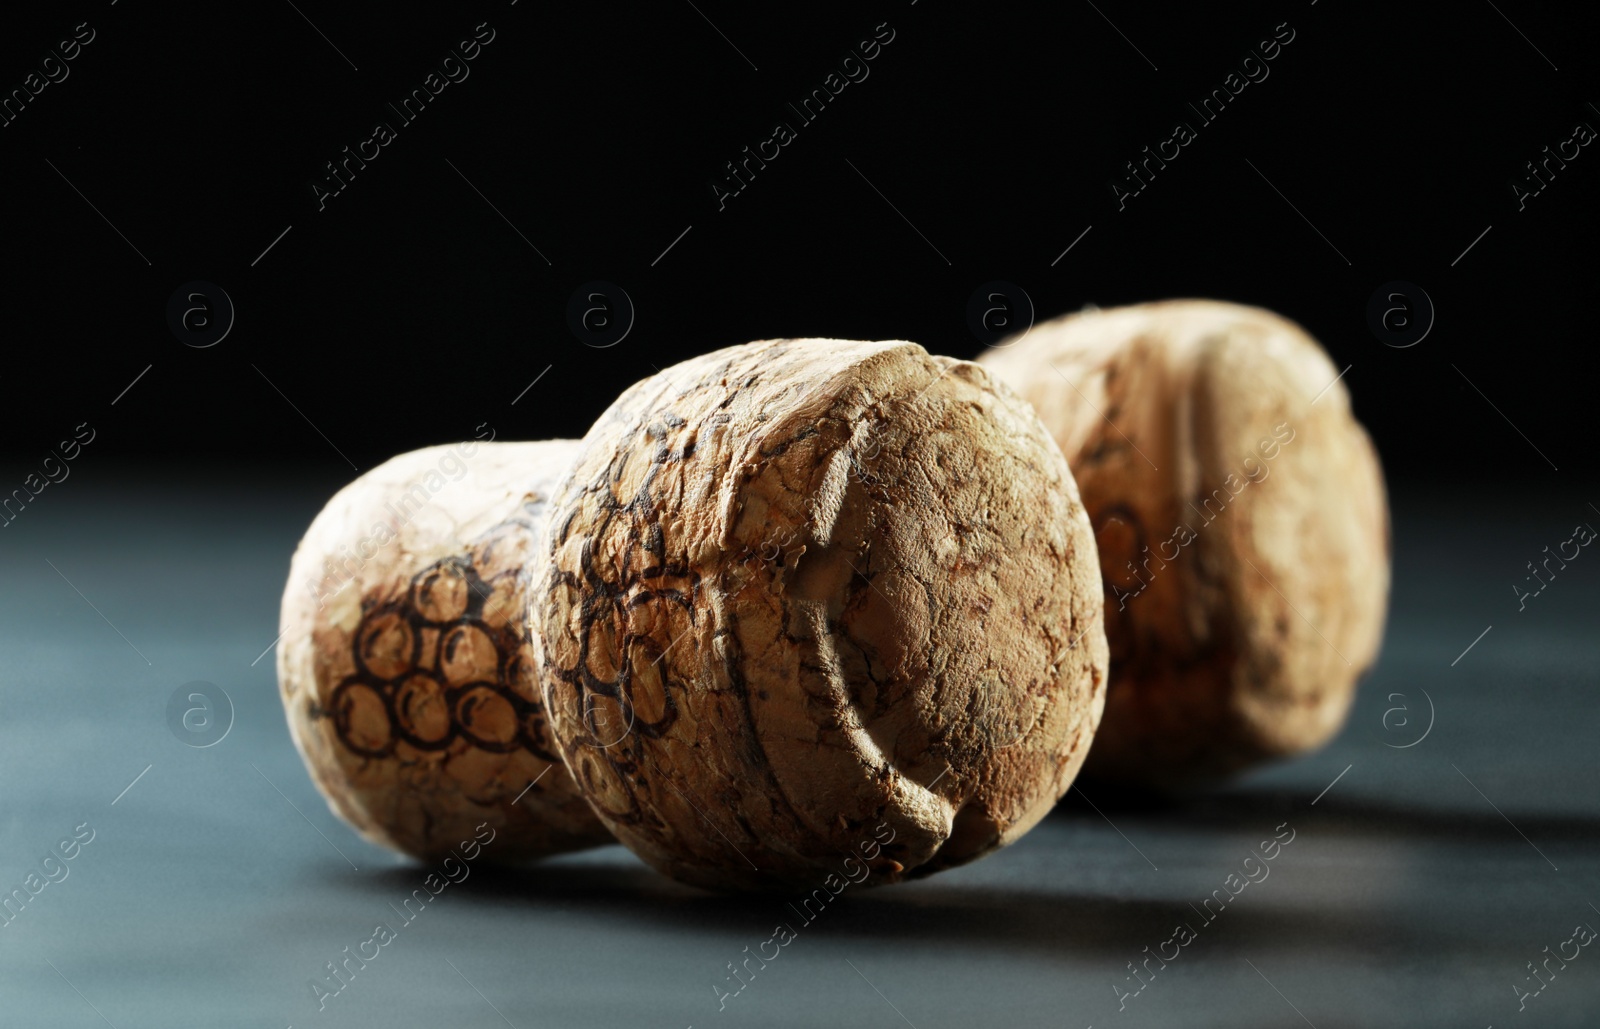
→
(982, 301, 1390, 788)
(278, 440, 610, 861)
(538, 339, 1108, 891)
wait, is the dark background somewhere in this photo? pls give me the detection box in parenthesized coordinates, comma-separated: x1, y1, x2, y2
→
(0, 0, 1591, 480)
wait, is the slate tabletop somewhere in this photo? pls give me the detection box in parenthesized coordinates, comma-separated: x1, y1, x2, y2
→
(1, 471, 1595, 1029)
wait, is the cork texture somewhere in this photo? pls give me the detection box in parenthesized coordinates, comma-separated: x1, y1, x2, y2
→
(538, 338, 1108, 891)
(981, 300, 1390, 788)
(278, 440, 611, 861)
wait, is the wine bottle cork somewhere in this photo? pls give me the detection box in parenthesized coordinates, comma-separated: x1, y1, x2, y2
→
(537, 339, 1108, 891)
(981, 301, 1389, 788)
(278, 440, 610, 861)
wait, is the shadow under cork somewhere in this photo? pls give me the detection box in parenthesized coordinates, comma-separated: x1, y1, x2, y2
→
(320, 812, 1580, 970)
(1054, 783, 1600, 850)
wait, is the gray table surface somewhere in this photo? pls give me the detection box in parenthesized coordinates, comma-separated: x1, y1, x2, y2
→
(1, 470, 1596, 1028)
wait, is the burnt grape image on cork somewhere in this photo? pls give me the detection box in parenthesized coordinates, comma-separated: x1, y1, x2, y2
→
(332, 531, 554, 762)
(277, 441, 610, 862)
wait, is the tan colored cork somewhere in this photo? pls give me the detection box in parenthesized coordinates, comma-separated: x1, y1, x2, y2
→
(980, 300, 1390, 789)
(537, 338, 1108, 892)
(278, 440, 611, 861)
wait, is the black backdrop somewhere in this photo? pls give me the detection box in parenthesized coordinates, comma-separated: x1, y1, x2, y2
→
(1, 0, 1592, 481)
